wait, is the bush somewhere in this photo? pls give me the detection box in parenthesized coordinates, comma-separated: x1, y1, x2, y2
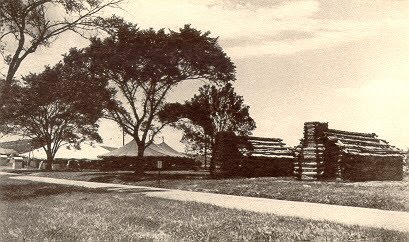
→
(99, 157, 198, 171)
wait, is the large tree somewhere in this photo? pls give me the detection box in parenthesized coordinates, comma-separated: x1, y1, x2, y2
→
(72, 19, 236, 158)
(0, 0, 121, 99)
(160, 83, 256, 168)
(1, 54, 111, 169)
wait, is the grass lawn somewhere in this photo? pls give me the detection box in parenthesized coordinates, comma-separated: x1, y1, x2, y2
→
(1, 176, 408, 241)
(26, 170, 409, 212)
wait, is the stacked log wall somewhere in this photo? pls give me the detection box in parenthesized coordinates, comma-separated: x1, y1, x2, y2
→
(341, 154, 403, 181)
(243, 137, 294, 177)
(322, 140, 341, 180)
(295, 122, 328, 180)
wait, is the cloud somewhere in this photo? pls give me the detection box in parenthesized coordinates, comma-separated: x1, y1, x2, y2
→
(221, 30, 316, 48)
(338, 79, 409, 99)
(115, 0, 409, 59)
(335, 79, 409, 127)
(335, 79, 409, 148)
(117, 0, 320, 37)
(224, 27, 378, 57)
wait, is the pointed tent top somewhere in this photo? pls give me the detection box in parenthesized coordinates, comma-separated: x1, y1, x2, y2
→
(157, 142, 185, 157)
(99, 140, 185, 158)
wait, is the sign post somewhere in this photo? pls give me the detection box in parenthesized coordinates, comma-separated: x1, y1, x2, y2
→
(157, 160, 163, 186)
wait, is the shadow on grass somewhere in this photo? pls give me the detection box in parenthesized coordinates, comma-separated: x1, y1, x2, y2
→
(0, 181, 109, 202)
(0, 176, 169, 202)
(88, 172, 211, 184)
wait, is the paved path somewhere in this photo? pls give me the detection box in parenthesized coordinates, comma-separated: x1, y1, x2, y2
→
(4, 172, 409, 232)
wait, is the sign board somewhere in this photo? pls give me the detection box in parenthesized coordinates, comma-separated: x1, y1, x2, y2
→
(157, 160, 163, 169)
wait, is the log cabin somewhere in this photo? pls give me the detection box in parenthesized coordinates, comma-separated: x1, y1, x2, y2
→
(212, 132, 294, 177)
(294, 122, 404, 181)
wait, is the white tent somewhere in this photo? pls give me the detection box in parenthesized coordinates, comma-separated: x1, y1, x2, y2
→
(99, 140, 185, 158)
(21, 142, 113, 160)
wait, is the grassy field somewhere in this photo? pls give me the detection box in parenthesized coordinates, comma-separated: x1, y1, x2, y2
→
(28, 170, 409, 212)
(1, 176, 408, 241)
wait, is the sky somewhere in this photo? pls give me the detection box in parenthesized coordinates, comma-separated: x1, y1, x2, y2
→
(3, 0, 409, 151)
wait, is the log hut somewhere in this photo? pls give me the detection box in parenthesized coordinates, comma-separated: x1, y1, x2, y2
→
(241, 136, 295, 177)
(212, 132, 294, 177)
(294, 122, 404, 181)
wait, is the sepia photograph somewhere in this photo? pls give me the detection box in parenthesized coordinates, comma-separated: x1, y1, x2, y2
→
(0, 0, 408, 240)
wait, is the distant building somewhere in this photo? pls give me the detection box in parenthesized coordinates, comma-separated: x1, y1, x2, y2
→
(294, 122, 404, 181)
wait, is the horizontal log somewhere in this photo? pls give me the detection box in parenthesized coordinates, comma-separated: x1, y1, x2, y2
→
(250, 154, 294, 158)
(294, 166, 321, 170)
(326, 132, 380, 143)
(327, 129, 376, 138)
(295, 160, 322, 164)
(300, 171, 318, 176)
(246, 136, 283, 142)
(251, 155, 295, 159)
(252, 149, 292, 153)
(296, 168, 323, 172)
(297, 164, 324, 169)
(301, 155, 323, 159)
(295, 147, 324, 151)
(302, 151, 324, 155)
(304, 143, 324, 147)
(337, 138, 391, 148)
(251, 147, 290, 151)
(342, 151, 404, 157)
(249, 140, 285, 145)
(300, 162, 322, 166)
(295, 165, 323, 169)
(250, 144, 285, 149)
(295, 149, 318, 152)
(340, 145, 401, 154)
(302, 154, 324, 158)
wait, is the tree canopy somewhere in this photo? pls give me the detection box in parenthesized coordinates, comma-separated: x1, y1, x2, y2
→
(160, 83, 256, 163)
(0, 0, 121, 99)
(1, 53, 112, 168)
(71, 18, 236, 157)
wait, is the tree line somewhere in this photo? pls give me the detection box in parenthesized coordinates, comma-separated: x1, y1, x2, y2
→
(0, 1, 255, 171)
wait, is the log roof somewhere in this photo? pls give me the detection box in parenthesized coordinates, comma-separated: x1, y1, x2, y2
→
(244, 136, 294, 158)
(325, 129, 403, 157)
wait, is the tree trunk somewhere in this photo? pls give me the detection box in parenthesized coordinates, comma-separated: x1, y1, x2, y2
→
(204, 141, 207, 170)
(44, 146, 54, 171)
(137, 142, 145, 158)
(209, 141, 216, 177)
(45, 155, 53, 171)
(134, 141, 145, 175)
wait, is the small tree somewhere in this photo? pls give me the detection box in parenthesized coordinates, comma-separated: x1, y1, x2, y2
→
(1, 57, 111, 170)
(72, 18, 236, 158)
(160, 83, 256, 170)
